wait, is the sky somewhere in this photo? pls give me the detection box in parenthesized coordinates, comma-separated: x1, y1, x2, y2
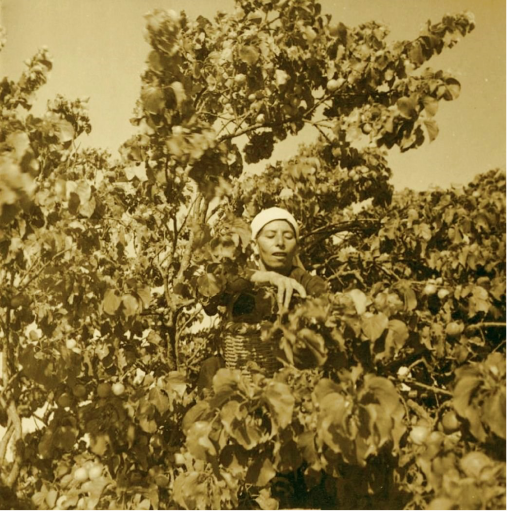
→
(0, 0, 505, 190)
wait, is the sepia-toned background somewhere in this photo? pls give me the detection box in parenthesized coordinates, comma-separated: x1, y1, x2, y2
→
(1, 0, 505, 190)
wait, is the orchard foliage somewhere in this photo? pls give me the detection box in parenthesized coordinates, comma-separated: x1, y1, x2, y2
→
(0, 1, 504, 510)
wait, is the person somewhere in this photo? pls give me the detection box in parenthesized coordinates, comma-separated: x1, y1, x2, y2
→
(198, 207, 327, 387)
(246, 207, 327, 312)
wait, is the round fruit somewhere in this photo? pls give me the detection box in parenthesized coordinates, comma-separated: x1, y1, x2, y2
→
(97, 383, 111, 398)
(362, 123, 372, 134)
(112, 382, 125, 396)
(423, 284, 437, 296)
(255, 113, 265, 124)
(66, 339, 77, 350)
(57, 393, 73, 408)
(409, 425, 430, 445)
(445, 321, 463, 337)
(460, 451, 492, 478)
(234, 73, 246, 84)
(326, 79, 341, 92)
(88, 465, 103, 480)
(29, 330, 40, 341)
(72, 384, 87, 398)
(438, 288, 450, 299)
(74, 467, 89, 482)
(441, 410, 460, 434)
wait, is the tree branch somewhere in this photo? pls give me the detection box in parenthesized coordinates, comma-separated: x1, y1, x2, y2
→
(466, 322, 506, 331)
(402, 379, 452, 397)
(301, 219, 380, 240)
(0, 422, 14, 465)
(0, 398, 22, 487)
(17, 248, 72, 292)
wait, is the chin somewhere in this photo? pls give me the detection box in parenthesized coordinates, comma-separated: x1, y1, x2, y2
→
(266, 261, 290, 273)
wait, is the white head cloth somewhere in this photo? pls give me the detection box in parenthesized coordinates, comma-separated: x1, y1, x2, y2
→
(250, 207, 305, 270)
(250, 207, 299, 240)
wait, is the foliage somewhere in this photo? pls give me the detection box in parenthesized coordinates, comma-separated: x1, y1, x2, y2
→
(0, 1, 504, 510)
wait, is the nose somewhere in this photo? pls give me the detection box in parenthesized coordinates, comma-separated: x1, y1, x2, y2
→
(274, 233, 285, 248)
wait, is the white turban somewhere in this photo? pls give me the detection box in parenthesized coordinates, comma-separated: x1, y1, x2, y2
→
(250, 207, 299, 240)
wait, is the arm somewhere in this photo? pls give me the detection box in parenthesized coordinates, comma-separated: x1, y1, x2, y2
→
(249, 270, 307, 311)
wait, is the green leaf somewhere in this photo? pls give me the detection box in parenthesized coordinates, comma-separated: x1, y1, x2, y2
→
(79, 196, 96, 218)
(139, 403, 158, 433)
(408, 41, 424, 66)
(444, 77, 461, 100)
(197, 272, 226, 297)
(54, 425, 78, 451)
(246, 456, 276, 487)
(38, 430, 54, 459)
(141, 85, 165, 114)
(182, 401, 212, 434)
(90, 433, 110, 455)
(424, 119, 439, 142)
(295, 328, 328, 367)
(122, 294, 139, 317)
(219, 445, 249, 478)
(482, 390, 506, 439)
(238, 45, 260, 65)
(423, 95, 439, 116)
(313, 378, 341, 405)
(173, 472, 208, 510)
(397, 97, 417, 119)
(170, 81, 186, 107)
(53, 119, 75, 144)
(186, 421, 217, 459)
(427, 498, 455, 510)
(468, 285, 490, 317)
(386, 319, 409, 349)
(255, 488, 279, 511)
(149, 387, 169, 415)
(263, 381, 295, 430)
(103, 289, 121, 315)
(297, 431, 318, 464)
(220, 400, 245, 435)
(136, 286, 152, 308)
(347, 289, 369, 315)
(361, 313, 389, 341)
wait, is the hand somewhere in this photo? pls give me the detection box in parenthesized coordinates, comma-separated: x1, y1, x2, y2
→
(250, 270, 307, 312)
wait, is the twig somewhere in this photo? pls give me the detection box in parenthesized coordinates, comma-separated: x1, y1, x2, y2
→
(493, 340, 506, 353)
(0, 372, 21, 400)
(16, 248, 72, 292)
(466, 322, 506, 331)
(403, 379, 452, 397)
(301, 219, 379, 240)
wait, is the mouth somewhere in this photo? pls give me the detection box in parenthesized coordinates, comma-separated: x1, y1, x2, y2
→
(271, 252, 287, 259)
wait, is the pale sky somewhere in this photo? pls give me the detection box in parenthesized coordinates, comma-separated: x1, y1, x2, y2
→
(0, 0, 505, 190)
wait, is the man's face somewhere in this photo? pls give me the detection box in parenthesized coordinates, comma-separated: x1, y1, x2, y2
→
(256, 220, 297, 274)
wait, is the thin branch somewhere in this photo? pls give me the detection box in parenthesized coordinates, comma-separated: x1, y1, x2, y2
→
(304, 119, 334, 146)
(403, 379, 452, 397)
(16, 248, 72, 292)
(301, 219, 380, 240)
(466, 322, 506, 331)
(0, 422, 14, 464)
(177, 305, 202, 339)
(0, 372, 21, 401)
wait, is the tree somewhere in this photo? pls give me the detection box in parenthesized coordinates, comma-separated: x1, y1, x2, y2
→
(1, 1, 504, 509)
